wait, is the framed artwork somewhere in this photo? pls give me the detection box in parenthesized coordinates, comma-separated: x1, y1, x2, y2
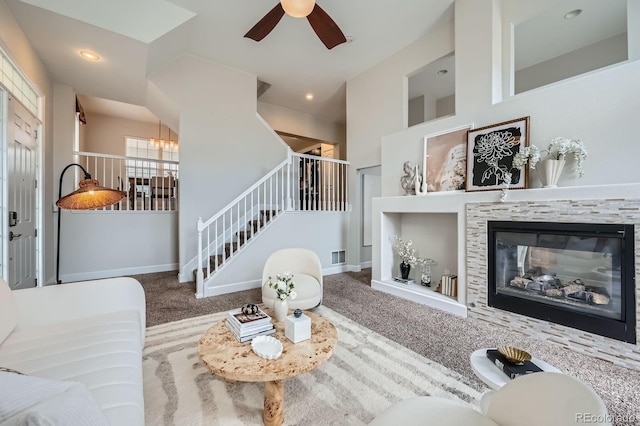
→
(422, 124, 473, 192)
(466, 116, 530, 192)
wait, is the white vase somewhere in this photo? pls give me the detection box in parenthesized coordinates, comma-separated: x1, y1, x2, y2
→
(273, 298, 289, 322)
(538, 159, 565, 188)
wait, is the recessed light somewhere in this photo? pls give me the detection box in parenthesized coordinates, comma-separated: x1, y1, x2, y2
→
(564, 9, 582, 20)
(305, 93, 314, 101)
(437, 69, 448, 75)
(80, 50, 100, 61)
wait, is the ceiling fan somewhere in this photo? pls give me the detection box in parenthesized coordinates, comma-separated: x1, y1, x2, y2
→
(244, 0, 347, 50)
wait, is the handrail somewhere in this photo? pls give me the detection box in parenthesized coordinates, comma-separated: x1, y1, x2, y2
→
(201, 158, 289, 229)
(76, 150, 179, 165)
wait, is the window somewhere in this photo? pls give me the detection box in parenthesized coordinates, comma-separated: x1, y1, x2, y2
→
(125, 136, 178, 178)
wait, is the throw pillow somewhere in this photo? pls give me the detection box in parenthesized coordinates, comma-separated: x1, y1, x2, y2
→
(0, 372, 109, 426)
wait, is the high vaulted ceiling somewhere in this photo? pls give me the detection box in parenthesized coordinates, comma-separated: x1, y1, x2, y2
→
(5, 0, 456, 125)
(5, 1, 626, 126)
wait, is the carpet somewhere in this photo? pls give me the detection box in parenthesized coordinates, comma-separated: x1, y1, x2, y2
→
(143, 305, 486, 425)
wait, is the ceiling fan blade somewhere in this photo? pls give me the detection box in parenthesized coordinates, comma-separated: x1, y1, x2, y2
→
(244, 3, 286, 42)
(306, 4, 347, 49)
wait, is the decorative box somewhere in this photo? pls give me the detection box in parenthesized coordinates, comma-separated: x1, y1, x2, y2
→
(285, 312, 311, 343)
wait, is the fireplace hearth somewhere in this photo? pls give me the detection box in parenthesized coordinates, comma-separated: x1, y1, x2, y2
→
(488, 221, 636, 343)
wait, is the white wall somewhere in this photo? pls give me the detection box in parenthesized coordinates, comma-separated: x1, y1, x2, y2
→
(381, 0, 640, 196)
(58, 211, 177, 282)
(149, 54, 288, 282)
(347, 0, 640, 269)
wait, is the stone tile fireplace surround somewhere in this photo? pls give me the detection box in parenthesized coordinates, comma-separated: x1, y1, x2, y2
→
(467, 199, 640, 370)
(372, 184, 640, 370)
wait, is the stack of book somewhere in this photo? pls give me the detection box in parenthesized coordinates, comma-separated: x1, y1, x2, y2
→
(225, 307, 276, 342)
(438, 274, 458, 297)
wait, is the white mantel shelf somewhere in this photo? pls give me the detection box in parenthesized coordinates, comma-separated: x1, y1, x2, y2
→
(371, 183, 640, 317)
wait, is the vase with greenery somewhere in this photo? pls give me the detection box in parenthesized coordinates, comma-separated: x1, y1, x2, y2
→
(267, 272, 297, 322)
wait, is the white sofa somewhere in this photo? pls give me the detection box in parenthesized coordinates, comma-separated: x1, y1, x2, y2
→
(0, 277, 146, 425)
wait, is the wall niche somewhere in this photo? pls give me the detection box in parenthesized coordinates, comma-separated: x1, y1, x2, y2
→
(514, 0, 628, 94)
(407, 52, 455, 127)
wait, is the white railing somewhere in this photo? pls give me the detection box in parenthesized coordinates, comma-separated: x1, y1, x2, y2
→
(195, 150, 349, 296)
(74, 151, 179, 212)
(289, 152, 349, 212)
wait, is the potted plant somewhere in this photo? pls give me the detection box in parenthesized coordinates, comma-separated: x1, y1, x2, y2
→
(513, 137, 587, 187)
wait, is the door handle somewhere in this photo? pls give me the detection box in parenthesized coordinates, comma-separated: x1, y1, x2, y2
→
(9, 231, 22, 241)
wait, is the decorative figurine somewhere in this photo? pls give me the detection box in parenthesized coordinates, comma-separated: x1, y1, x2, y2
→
(400, 161, 418, 195)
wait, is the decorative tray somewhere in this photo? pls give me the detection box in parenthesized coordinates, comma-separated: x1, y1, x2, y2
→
(251, 335, 283, 360)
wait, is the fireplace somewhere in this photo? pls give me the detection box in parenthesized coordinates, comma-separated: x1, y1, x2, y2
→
(488, 221, 636, 343)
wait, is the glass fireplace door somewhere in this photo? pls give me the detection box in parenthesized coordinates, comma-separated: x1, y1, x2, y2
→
(488, 221, 635, 343)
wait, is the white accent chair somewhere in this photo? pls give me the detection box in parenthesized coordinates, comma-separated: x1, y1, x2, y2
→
(369, 372, 611, 426)
(262, 248, 323, 310)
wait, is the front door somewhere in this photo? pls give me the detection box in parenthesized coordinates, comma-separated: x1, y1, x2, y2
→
(7, 95, 38, 289)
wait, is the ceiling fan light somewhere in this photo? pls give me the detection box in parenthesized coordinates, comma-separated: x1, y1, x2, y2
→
(280, 0, 316, 18)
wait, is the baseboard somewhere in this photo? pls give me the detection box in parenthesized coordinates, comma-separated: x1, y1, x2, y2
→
(59, 263, 179, 284)
(359, 261, 372, 269)
(201, 278, 262, 299)
(323, 265, 351, 275)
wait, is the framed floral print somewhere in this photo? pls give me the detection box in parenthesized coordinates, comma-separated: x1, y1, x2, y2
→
(466, 116, 530, 192)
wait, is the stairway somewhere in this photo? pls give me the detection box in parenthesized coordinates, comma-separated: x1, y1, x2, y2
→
(193, 209, 277, 280)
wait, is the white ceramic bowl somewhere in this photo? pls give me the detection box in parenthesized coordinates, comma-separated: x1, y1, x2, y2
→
(251, 335, 283, 360)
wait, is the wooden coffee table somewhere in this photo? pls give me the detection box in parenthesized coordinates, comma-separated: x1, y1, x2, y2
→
(198, 309, 337, 426)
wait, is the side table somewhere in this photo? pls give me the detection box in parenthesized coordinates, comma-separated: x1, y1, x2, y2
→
(470, 348, 561, 390)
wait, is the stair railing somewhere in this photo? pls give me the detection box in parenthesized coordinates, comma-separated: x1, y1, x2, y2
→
(196, 158, 290, 296)
(196, 150, 350, 297)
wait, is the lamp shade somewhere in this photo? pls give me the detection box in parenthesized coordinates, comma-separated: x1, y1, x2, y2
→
(56, 178, 126, 210)
(280, 0, 315, 17)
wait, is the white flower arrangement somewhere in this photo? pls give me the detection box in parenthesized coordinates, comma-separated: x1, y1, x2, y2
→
(393, 235, 417, 265)
(513, 137, 587, 177)
(267, 271, 297, 301)
(393, 235, 436, 267)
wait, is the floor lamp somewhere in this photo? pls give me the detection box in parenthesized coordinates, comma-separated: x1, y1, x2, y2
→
(56, 163, 126, 284)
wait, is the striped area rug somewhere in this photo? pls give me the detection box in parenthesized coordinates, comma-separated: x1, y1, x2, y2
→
(143, 306, 485, 425)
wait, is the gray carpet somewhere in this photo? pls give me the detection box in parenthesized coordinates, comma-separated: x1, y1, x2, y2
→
(133, 269, 640, 425)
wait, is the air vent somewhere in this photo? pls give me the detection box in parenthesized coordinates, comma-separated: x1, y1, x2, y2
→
(331, 250, 346, 265)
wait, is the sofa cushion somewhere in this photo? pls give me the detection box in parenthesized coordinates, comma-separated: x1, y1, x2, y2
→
(0, 278, 18, 345)
(0, 371, 109, 425)
(0, 310, 144, 425)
